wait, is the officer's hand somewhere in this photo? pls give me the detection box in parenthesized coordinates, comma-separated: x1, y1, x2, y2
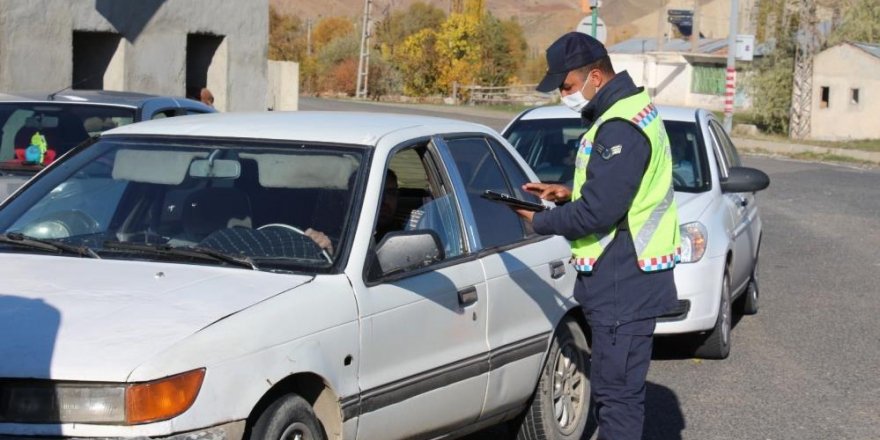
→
(522, 182, 572, 202)
(513, 208, 534, 222)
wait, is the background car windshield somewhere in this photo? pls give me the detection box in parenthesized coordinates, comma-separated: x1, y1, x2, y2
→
(0, 138, 364, 270)
(503, 116, 709, 192)
(0, 103, 135, 164)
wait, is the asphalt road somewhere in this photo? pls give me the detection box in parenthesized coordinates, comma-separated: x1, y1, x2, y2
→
(301, 97, 880, 439)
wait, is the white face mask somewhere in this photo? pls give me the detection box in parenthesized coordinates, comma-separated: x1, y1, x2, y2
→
(561, 81, 589, 113)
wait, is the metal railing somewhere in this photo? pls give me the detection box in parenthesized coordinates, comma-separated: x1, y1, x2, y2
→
(456, 83, 556, 106)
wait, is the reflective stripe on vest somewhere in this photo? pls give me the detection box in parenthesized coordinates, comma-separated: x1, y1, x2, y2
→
(569, 91, 681, 273)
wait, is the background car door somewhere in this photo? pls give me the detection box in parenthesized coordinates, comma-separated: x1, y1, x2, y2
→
(706, 118, 758, 292)
(354, 143, 489, 440)
(442, 135, 576, 419)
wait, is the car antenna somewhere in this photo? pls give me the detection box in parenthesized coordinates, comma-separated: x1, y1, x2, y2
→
(47, 73, 99, 101)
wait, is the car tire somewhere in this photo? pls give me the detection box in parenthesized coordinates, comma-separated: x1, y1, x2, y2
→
(694, 270, 732, 360)
(250, 393, 325, 440)
(512, 317, 592, 440)
(737, 254, 760, 315)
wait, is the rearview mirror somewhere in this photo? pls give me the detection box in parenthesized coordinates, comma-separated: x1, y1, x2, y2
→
(371, 230, 444, 278)
(721, 166, 770, 193)
(189, 159, 241, 179)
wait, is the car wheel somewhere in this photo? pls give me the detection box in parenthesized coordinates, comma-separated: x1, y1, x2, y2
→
(250, 394, 325, 440)
(694, 270, 732, 359)
(512, 317, 591, 440)
(737, 254, 760, 315)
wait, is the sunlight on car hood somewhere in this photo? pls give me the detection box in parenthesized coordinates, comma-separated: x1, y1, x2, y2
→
(0, 255, 312, 381)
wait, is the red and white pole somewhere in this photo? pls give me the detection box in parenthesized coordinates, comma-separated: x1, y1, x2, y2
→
(723, 67, 736, 126)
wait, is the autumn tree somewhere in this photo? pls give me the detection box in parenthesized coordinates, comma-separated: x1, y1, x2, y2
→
(397, 29, 441, 96)
(827, 0, 880, 44)
(269, 6, 305, 61)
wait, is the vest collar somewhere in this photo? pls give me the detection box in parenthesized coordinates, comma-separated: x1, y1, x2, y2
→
(581, 71, 644, 128)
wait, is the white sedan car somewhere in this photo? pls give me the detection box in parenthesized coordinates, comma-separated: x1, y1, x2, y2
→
(503, 105, 769, 359)
(0, 113, 593, 440)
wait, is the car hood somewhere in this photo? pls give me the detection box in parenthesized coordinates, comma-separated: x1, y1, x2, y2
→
(673, 191, 711, 223)
(0, 255, 312, 381)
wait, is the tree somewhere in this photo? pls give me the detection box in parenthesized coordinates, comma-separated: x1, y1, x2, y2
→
(312, 17, 355, 53)
(827, 0, 880, 44)
(375, 2, 446, 60)
(476, 15, 527, 86)
(268, 7, 305, 61)
(396, 29, 441, 96)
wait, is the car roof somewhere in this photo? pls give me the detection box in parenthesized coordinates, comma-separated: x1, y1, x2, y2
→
(0, 90, 184, 108)
(513, 104, 706, 124)
(102, 111, 497, 147)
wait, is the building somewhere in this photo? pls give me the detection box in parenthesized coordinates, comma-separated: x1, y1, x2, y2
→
(810, 42, 880, 141)
(608, 37, 756, 111)
(0, 0, 270, 112)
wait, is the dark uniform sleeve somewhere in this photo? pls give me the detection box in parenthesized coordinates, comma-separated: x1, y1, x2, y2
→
(532, 120, 651, 241)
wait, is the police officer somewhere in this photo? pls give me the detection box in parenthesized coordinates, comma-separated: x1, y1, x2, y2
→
(514, 32, 680, 439)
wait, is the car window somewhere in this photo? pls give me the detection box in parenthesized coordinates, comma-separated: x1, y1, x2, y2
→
(0, 104, 135, 163)
(665, 120, 710, 192)
(445, 136, 527, 249)
(503, 117, 585, 183)
(708, 120, 741, 170)
(151, 109, 181, 120)
(381, 145, 466, 260)
(0, 138, 366, 272)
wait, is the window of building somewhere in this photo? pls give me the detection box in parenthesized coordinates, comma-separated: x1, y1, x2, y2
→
(72, 31, 124, 90)
(851, 88, 860, 105)
(691, 65, 726, 95)
(820, 86, 830, 108)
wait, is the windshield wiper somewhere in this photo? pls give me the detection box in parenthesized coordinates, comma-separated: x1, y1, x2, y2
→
(0, 232, 100, 258)
(102, 241, 256, 270)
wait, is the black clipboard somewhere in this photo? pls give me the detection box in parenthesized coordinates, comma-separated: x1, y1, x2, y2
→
(481, 190, 546, 212)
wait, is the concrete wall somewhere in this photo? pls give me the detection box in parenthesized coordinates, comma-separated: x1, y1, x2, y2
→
(612, 53, 727, 110)
(0, 0, 268, 111)
(811, 44, 880, 140)
(267, 61, 299, 111)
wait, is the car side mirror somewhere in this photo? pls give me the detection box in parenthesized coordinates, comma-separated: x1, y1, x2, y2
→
(720, 166, 770, 193)
(371, 230, 444, 279)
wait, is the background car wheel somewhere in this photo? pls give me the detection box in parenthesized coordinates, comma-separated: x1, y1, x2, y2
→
(512, 317, 591, 440)
(694, 271, 732, 359)
(737, 254, 760, 315)
(250, 394, 325, 440)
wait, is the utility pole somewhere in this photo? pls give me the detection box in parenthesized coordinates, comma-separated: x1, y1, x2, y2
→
(306, 18, 313, 57)
(355, 0, 372, 99)
(789, 0, 818, 139)
(690, 0, 700, 52)
(657, 0, 667, 51)
(723, 0, 739, 132)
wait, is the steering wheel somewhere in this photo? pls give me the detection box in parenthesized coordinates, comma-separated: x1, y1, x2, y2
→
(672, 173, 687, 188)
(257, 223, 333, 263)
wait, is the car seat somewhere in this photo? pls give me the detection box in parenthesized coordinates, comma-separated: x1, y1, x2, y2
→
(181, 187, 253, 243)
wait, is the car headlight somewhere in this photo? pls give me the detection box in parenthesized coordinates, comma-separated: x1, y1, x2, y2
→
(0, 369, 204, 424)
(679, 222, 707, 263)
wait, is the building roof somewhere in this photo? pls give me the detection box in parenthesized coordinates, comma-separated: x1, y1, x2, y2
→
(609, 37, 730, 55)
(852, 42, 880, 59)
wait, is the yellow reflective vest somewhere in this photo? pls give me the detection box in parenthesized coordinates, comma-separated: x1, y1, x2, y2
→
(570, 90, 681, 273)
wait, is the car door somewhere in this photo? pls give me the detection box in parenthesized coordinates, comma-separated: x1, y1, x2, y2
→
(706, 118, 757, 293)
(353, 141, 489, 440)
(442, 135, 576, 419)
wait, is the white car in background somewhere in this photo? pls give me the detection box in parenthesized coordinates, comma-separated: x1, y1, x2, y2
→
(503, 105, 770, 359)
(0, 112, 594, 440)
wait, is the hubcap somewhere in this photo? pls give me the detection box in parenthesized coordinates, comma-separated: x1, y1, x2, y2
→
(280, 422, 313, 440)
(551, 341, 586, 434)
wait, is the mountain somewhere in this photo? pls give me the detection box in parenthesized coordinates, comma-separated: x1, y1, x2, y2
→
(270, 0, 760, 54)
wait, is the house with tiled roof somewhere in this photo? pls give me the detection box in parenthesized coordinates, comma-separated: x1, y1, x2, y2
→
(810, 42, 880, 140)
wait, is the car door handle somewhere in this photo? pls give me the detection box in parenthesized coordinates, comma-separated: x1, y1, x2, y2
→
(458, 286, 478, 307)
(550, 260, 566, 279)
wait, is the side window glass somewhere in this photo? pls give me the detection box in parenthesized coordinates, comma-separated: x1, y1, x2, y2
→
(368, 145, 466, 280)
(709, 120, 741, 168)
(487, 138, 541, 237)
(151, 109, 180, 120)
(445, 137, 526, 249)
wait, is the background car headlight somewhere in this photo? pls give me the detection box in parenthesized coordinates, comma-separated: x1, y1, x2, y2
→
(679, 222, 707, 263)
(0, 369, 204, 425)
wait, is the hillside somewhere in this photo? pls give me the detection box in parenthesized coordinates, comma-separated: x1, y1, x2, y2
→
(270, 0, 760, 54)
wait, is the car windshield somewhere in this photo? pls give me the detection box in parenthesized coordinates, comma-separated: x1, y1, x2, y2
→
(0, 137, 366, 271)
(0, 103, 136, 170)
(503, 116, 709, 192)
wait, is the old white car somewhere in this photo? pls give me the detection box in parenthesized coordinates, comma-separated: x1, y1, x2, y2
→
(503, 105, 770, 359)
(0, 112, 591, 440)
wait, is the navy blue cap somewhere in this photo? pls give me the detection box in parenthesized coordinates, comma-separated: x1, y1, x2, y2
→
(536, 32, 608, 93)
